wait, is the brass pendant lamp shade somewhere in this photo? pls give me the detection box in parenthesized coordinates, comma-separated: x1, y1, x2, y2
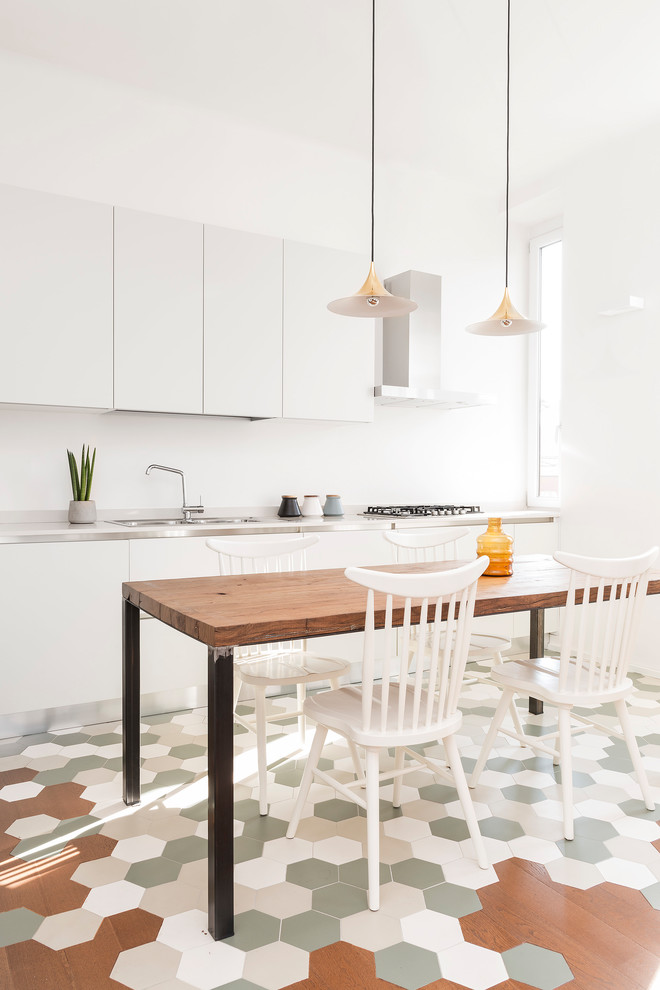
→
(467, 287, 545, 337)
(328, 0, 417, 319)
(328, 262, 417, 318)
(466, 0, 544, 337)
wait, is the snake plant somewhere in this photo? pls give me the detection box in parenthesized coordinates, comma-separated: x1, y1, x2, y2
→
(67, 445, 96, 501)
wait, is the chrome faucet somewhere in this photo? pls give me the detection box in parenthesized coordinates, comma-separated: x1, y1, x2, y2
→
(145, 464, 204, 522)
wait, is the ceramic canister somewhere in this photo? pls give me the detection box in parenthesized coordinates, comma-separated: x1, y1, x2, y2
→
(277, 496, 301, 518)
(323, 495, 344, 516)
(301, 495, 324, 517)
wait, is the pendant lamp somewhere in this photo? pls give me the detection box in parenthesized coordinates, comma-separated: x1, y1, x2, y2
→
(328, 0, 417, 318)
(466, 0, 545, 336)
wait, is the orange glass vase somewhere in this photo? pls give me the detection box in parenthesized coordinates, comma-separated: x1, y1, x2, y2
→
(477, 517, 514, 576)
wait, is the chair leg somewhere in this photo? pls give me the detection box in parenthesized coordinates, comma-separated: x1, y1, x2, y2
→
(296, 683, 306, 743)
(470, 688, 513, 788)
(616, 698, 655, 811)
(508, 696, 525, 740)
(392, 748, 405, 808)
(233, 668, 242, 715)
(365, 748, 381, 911)
(492, 651, 525, 742)
(558, 707, 574, 840)
(445, 734, 488, 870)
(254, 687, 269, 816)
(347, 739, 366, 786)
(286, 725, 328, 839)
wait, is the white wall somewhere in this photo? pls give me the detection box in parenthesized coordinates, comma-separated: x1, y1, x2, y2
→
(561, 118, 660, 671)
(0, 51, 531, 515)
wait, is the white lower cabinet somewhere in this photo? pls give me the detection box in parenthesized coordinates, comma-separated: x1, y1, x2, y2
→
(0, 541, 128, 719)
(0, 520, 560, 733)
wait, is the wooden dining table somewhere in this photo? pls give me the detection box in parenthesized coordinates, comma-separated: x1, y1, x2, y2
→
(121, 553, 660, 940)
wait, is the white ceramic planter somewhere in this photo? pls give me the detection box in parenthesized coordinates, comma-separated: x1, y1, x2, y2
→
(68, 500, 97, 524)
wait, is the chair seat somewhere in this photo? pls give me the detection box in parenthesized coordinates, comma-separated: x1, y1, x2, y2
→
(237, 651, 349, 687)
(467, 632, 511, 652)
(490, 656, 633, 707)
(422, 629, 510, 654)
(303, 683, 462, 749)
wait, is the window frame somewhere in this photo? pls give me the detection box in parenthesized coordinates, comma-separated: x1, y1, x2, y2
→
(527, 226, 562, 509)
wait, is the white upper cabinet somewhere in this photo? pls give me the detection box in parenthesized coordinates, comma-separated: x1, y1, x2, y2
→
(204, 225, 283, 418)
(0, 184, 113, 408)
(283, 241, 375, 422)
(114, 207, 203, 414)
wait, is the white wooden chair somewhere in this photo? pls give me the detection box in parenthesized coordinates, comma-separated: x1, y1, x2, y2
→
(206, 535, 357, 815)
(383, 529, 523, 733)
(470, 547, 659, 840)
(286, 556, 490, 911)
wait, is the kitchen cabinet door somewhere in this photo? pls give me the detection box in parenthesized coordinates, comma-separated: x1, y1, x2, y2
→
(0, 541, 128, 723)
(204, 225, 283, 418)
(283, 241, 375, 422)
(0, 184, 113, 408)
(114, 207, 203, 414)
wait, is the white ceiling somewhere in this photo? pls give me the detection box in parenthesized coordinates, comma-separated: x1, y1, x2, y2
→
(1, 0, 659, 196)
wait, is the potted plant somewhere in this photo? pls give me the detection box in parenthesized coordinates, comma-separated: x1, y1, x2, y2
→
(67, 445, 97, 524)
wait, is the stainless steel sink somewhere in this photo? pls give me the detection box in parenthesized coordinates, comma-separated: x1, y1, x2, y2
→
(110, 517, 259, 527)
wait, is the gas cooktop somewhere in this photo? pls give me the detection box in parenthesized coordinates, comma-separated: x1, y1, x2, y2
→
(364, 504, 481, 517)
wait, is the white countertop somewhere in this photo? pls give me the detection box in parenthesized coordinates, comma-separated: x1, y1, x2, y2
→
(0, 509, 559, 544)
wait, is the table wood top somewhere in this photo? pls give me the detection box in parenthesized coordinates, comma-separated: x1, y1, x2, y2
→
(122, 554, 660, 649)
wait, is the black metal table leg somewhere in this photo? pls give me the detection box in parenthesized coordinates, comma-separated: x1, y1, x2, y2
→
(528, 608, 545, 715)
(122, 598, 141, 806)
(208, 646, 235, 940)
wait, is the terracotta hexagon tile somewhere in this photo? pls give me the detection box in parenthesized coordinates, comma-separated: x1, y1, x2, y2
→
(278, 940, 377, 990)
(0, 833, 117, 915)
(3, 781, 93, 827)
(2, 938, 114, 990)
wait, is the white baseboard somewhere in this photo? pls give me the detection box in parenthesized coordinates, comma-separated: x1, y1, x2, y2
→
(0, 685, 207, 740)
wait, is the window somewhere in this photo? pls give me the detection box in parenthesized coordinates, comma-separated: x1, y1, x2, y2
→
(528, 229, 562, 507)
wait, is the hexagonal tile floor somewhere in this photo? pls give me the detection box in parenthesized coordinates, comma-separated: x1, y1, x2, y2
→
(1, 670, 660, 989)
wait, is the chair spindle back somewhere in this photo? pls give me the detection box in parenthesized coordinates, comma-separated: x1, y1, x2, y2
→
(555, 548, 658, 694)
(346, 557, 488, 736)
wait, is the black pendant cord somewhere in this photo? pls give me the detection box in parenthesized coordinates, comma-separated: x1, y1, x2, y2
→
(505, 0, 510, 289)
(370, 0, 376, 265)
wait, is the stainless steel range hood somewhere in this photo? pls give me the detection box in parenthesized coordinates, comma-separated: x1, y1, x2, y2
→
(375, 271, 495, 409)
